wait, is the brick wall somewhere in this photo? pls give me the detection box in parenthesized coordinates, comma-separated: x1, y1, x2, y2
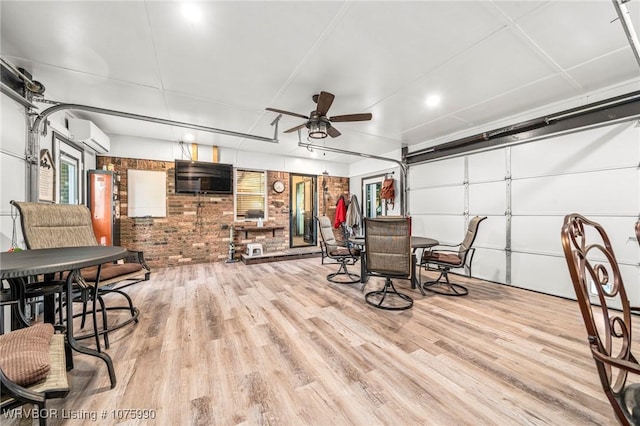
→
(319, 175, 351, 242)
(96, 157, 350, 268)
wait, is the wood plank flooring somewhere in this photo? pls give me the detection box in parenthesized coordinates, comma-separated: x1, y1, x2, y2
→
(4, 258, 631, 425)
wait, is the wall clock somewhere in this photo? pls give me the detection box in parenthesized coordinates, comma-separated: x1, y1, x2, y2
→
(273, 180, 285, 193)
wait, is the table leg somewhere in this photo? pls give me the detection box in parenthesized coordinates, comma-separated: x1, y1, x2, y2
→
(43, 293, 56, 324)
(359, 252, 369, 285)
(65, 271, 117, 388)
(412, 249, 426, 296)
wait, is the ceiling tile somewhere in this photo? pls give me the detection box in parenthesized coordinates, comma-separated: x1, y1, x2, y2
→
(567, 49, 640, 92)
(515, 1, 640, 70)
(455, 74, 581, 126)
(146, 1, 344, 109)
(1, 1, 161, 87)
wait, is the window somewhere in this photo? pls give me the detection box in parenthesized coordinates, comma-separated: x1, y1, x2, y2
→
(59, 154, 78, 204)
(54, 134, 84, 205)
(235, 169, 266, 220)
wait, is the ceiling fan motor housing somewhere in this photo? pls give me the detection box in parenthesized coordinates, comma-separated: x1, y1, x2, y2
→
(307, 111, 330, 125)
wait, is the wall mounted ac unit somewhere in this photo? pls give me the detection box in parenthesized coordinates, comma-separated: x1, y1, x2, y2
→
(68, 118, 110, 154)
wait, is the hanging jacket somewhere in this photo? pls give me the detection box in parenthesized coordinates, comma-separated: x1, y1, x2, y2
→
(346, 194, 362, 228)
(334, 196, 347, 228)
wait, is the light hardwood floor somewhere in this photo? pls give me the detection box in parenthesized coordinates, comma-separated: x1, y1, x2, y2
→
(5, 258, 632, 425)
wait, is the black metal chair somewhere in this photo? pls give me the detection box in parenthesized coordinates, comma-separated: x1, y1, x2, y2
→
(317, 216, 360, 284)
(363, 217, 413, 310)
(11, 201, 147, 351)
(420, 216, 486, 296)
(562, 214, 640, 425)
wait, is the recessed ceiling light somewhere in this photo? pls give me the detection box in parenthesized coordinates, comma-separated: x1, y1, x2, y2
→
(425, 94, 441, 108)
(184, 133, 195, 142)
(182, 4, 202, 23)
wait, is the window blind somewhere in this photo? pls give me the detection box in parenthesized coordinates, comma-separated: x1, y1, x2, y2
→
(236, 170, 266, 219)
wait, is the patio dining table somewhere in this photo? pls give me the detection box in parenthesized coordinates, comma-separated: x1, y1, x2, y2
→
(349, 235, 439, 294)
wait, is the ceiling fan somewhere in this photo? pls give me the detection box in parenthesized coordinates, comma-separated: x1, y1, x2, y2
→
(266, 91, 372, 139)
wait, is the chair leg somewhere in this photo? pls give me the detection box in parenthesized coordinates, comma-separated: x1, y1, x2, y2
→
(72, 287, 140, 346)
(103, 288, 139, 323)
(422, 268, 469, 296)
(365, 277, 413, 310)
(326, 261, 360, 284)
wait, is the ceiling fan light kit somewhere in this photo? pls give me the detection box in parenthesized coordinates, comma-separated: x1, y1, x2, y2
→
(308, 120, 328, 139)
(266, 91, 372, 140)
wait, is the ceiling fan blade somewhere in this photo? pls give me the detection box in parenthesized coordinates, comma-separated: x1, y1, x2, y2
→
(327, 126, 341, 138)
(266, 108, 308, 120)
(284, 123, 307, 134)
(330, 113, 372, 123)
(315, 91, 335, 116)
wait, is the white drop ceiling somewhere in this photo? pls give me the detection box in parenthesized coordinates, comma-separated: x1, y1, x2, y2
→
(1, 1, 639, 164)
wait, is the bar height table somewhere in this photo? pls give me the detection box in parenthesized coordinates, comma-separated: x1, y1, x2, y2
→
(0, 246, 128, 388)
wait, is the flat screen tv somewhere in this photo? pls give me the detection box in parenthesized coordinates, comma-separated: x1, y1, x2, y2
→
(174, 160, 233, 194)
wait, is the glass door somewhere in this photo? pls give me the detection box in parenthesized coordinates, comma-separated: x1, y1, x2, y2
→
(289, 174, 317, 247)
(362, 175, 386, 218)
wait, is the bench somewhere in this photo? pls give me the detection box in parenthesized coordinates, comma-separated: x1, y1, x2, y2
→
(10, 200, 150, 349)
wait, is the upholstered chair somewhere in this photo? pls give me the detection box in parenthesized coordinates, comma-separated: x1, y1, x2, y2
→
(317, 215, 360, 284)
(363, 217, 413, 310)
(420, 216, 486, 296)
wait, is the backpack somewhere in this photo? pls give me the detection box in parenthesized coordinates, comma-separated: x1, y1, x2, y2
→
(381, 178, 395, 207)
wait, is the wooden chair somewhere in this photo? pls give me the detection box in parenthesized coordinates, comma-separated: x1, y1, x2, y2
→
(420, 216, 486, 296)
(561, 213, 640, 425)
(317, 216, 360, 284)
(364, 217, 413, 310)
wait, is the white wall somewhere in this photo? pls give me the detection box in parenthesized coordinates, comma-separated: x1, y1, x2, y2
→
(105, 134, 350, 176)
(408, 120, 640, 302)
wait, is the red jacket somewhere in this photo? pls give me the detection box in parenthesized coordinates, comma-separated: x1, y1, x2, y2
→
(334, 196, 347, 228)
